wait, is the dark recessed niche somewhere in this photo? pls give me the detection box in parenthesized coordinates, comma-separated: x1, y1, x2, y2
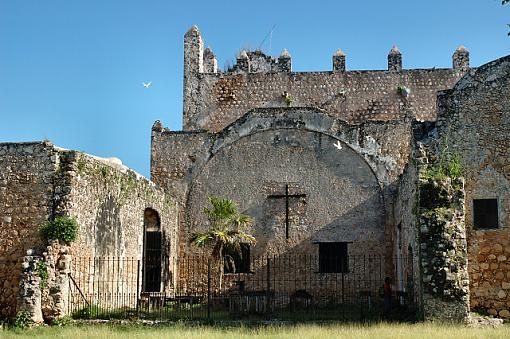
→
(473, 199, 498, 230)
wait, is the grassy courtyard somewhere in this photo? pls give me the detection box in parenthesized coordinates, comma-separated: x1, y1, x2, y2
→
(2, 322, 510, 339)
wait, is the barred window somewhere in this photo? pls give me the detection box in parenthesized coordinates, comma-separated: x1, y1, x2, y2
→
(318, 242, 349, 273)
(473, 199, 498, 230)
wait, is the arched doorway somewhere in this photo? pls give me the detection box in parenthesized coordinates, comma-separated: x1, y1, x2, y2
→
(143, 208, 162, 292)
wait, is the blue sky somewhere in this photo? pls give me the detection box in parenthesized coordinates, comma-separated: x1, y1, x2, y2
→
(0, 0, 509, 177)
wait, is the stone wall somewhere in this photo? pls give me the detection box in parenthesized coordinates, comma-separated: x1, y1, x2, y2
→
(52, 150, 179, 306)
(152, 108, 413, 202)
(393, 160, 421, 311)
(18, 253, 45, 323)
(56, 150, 178, 261)
(0, 141, 57, 317)
(436, 55, 510, 318)
(186, 128, 385, 258)
(152, 108, 414, 282)
(0, 142, 178, 318)
(182, 27, 468, 133)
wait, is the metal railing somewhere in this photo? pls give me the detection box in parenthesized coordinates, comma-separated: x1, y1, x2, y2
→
(68, 255, 416, 321)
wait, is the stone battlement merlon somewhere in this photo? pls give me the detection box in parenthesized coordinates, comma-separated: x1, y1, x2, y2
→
(184, 26, 470, 76)
(183, 26, 471, 133)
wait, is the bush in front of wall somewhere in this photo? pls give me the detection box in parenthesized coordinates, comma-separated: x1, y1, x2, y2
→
(39, 216, 79, 243)
(51, 315, 73, 327)
(13, 311, 33, 329)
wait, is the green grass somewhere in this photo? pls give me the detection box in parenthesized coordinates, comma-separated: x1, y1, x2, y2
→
(69, 302, 398, 322)
(2, 322, 510, 339)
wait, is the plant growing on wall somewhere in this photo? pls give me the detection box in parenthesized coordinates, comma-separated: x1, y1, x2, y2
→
(190, 196, 255, 288)
(39, 216, 79, 243)
(423, 140, 463, 186)
(37, 260, 48, 289)
(76, 156, 87, 174)
(397, 85, 411, 97)
(282, 92, 293, 107)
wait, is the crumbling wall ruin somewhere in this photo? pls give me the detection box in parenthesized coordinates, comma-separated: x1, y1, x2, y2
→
(17, 241, 71, 324)
(435, 55, 510, 318)
(0, 142, 56, 318)
(415, 137, 470, 322)
(0, 142, 178, 321)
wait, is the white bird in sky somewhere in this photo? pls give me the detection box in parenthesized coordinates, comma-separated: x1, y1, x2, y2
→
(143, 82, 152, 88)
(333, 140, 342, 150)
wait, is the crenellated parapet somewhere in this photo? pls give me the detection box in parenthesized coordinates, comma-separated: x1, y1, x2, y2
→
(182, 26, 471, 132)
(231, 49, 292, 73)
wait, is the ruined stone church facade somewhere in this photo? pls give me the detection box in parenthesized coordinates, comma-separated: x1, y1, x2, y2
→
(1, 26, 509, 322)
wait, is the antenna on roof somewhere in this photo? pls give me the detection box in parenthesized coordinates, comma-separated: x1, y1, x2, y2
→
(258, 24, 277, 55)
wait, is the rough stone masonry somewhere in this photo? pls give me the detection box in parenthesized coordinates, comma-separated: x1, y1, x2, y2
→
(152, 26, 508, 321)
(1, 25, 509, 323)
(0, 142, 178, 322)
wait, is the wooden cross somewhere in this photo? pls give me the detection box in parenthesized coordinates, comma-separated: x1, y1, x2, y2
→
(268, 184, 306, 239)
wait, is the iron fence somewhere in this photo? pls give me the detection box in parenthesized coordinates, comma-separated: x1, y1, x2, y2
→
(68, 255, 416, 321)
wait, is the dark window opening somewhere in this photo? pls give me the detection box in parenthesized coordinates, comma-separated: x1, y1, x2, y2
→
(224, 244, 250, 274)
(318, 242, 349, 273)
(144, 231, 162, 292)
(473, 199, 498, 230)
(143, 208, 162, 292)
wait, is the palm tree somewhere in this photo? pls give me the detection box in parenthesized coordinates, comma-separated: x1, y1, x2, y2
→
(190, 196, 255, 288)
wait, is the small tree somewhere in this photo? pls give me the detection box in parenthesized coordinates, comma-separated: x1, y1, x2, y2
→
(190, 196, 255, 288)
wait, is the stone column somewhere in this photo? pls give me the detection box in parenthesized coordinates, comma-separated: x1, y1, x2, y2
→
(416, 141, 470, 322)
(203, 47, 218, 73)
(183, 25, 204, 130)
(278, 49, 292, 72)
(333, 49, 346, 72)
(453, 45, 470, 70)
(184, 25, 204, 75)
(388, 45, 402, 71)
(18, 242, 72, 324)
(17, 251, 44, 324)
(236, 50, 250, 72)
(41, 240, 71, 322)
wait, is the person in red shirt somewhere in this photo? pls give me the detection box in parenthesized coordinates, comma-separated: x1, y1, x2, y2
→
(383, 277, 392, 318)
